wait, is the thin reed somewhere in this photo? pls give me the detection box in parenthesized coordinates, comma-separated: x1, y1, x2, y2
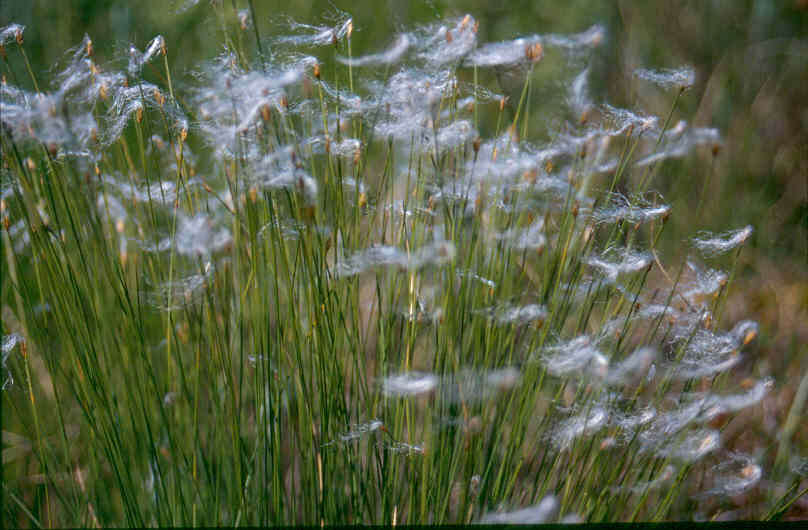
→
(1, 5, 802, 526)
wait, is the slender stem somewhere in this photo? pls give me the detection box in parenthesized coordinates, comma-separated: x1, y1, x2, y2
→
(248, 0, 266, 70)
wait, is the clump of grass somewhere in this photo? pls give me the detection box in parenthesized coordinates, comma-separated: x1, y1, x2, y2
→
(0, 6, 799, 526)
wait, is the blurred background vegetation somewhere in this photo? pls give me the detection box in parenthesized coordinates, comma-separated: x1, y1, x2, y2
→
(3, 0, 807, 516)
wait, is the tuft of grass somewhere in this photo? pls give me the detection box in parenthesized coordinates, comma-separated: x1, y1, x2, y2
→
(0, 6, 800, 526)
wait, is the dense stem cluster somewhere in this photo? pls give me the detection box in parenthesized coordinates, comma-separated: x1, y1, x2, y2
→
(0, 9, 792, 526)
